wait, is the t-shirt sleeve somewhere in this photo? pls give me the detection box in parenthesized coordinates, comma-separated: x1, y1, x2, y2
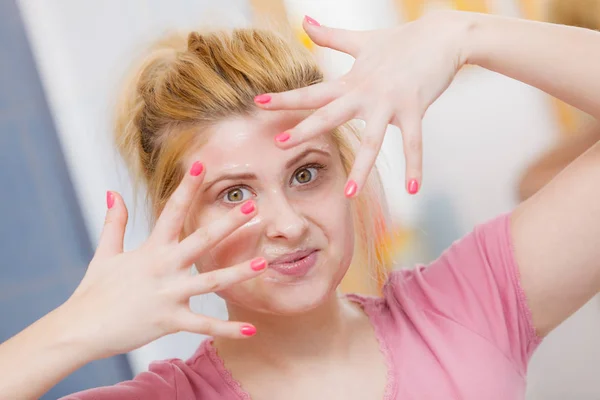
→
(60, 360, 178, 400)
(388, 213, 541, 371)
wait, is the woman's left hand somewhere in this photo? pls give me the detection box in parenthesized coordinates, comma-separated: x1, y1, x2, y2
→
(254, 12, 474, 196)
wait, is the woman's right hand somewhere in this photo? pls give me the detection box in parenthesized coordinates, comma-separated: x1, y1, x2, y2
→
(64, 161, 265, 359)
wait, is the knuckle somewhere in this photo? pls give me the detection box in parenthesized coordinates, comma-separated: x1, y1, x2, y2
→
(198, 319, 214, 335)
(310, 111, 332, 129)
(155, 312, 176, 334)
(322, 29, 335, 47)
(405, 136, 422, 154)
(105, 211, 126, 226)
(201, 270, 221, 292)
(169, 197, 187, 215)
(363, 134, 381, 151)
(198, 228, 214, 246)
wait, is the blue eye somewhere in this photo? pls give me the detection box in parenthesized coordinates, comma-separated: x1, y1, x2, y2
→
(223, 187, 252, 204)
(292, 167, 318, 186)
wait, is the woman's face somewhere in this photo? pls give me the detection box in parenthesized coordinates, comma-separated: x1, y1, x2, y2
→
(182, 110, 355, 315)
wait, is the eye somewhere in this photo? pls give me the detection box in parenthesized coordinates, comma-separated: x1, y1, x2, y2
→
(292, 167, 319, 186)
(223, 187, 252, 204)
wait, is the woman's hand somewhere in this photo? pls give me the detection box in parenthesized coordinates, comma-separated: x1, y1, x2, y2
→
(66, 161, 265, 359)
(255, 12, 473, 196)
(0, 161, 266, 399)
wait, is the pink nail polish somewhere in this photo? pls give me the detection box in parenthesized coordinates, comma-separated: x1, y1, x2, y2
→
(304, 15, 321, 27)
(190, 161, 204, 177)
(254, 94, 271, 104)
(250, 258, 267, 271)
(275, 132, 290, 143)
(408, 179, 419, 195)
(106, 191, 114, 209)
(241, 325, 257, 336)
(241, 200, 256, 215)
(344, 180, 357, 198)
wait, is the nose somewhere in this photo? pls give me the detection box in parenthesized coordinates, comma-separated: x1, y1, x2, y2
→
(262, 191, 309, 242)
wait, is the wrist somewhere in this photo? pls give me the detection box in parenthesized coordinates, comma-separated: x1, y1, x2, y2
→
(455, 11, 488, 68)
(43, 302, 105, 364)
(420, 10, 485, 69)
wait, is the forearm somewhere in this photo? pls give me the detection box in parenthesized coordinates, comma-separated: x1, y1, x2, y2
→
(0, 304, 95, 400)
(465, 14, 600, 120)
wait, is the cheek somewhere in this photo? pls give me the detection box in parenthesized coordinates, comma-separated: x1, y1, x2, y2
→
(297, 187, 354, 259)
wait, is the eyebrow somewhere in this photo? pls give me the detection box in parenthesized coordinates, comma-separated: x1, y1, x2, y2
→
(285, 148, 331, 169)
(203, 148, 331, 192)
(203, 173, 256, 192)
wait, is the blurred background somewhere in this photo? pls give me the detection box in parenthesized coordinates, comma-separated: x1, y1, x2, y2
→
(1, 0, 599, 398)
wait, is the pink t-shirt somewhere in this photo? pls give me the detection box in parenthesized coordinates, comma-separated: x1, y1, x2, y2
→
(64, 213, 541, 399)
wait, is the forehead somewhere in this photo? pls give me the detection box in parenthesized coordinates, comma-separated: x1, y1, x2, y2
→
(187, 110, 336, 169)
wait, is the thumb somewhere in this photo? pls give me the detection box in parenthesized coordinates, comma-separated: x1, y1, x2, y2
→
(94, 191, 128, 259)
(302, 15, 366, 57)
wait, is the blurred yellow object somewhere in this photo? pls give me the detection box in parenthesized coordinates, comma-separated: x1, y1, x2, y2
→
(454, 0, 487, 13)
(553, 98, 579, 136)
(395, 0, 487, 21)
(340, 216, 411, 296)
(396, 0, 425, 21)
(296, 28, 314, 51)
(377, 226, 411, 268)
(519, 0, 543, 20)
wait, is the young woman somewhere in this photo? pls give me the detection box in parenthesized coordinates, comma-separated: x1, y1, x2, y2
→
(1, 11, 599, 400)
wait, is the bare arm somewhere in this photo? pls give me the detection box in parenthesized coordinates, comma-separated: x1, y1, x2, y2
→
(0, 304, 96, 399)
(466, 14, 600, 337)
(518, 123, 600, 201)
(258, 12, 600, 338)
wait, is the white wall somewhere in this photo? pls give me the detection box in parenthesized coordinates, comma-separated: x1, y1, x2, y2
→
(17, 0, 600, 398)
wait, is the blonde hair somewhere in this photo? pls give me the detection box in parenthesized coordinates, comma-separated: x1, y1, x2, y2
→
(114, 28, 391, 291)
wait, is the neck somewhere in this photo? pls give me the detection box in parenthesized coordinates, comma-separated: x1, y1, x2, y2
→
(215, 294, 361, 364)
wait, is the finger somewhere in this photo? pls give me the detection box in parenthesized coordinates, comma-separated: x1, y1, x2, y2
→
(302, 15, 367, 56)
(177, 314, 257, 339)
(152, 161, 205, 243)
(400, 116, 423, 195)
(254, 80, 342, 111)
(177, 200, 258, 266)
(95, 191, 129, 259)
(180, 257, 267, 297)
(344, 114, 390, 198)
(275, 95, 359, 149)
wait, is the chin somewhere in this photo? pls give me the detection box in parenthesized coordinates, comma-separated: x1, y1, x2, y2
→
(221, 270, 345, 316)
(260, 278, 338, 315)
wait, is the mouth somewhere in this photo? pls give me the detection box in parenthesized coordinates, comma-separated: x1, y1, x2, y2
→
(268, 249, 318, 277)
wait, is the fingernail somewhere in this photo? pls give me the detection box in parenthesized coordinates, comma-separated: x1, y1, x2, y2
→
(190, 161, 204, 176)
(250, 258, 267, 271)
(304, 15, 321, 27)
(241, 200, 256, 215)
(344, 180, 357, 198)
(408, 179, 419, 195)
(106, 191, 115, 209)
(254, 94, 271, 104)
(241, 325, 257, 336)
(275, 132, 290, 143)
